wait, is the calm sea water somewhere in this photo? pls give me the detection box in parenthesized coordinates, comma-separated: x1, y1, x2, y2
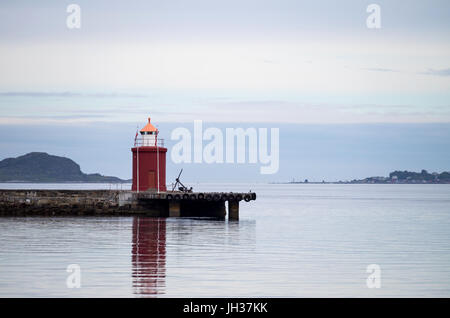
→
(0, 183, 450, 297)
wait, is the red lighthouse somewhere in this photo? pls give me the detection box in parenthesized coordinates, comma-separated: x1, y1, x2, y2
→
(132, 117, 167, 192)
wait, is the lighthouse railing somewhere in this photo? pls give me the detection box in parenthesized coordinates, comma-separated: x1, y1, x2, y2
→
(134, 137, 165, 147)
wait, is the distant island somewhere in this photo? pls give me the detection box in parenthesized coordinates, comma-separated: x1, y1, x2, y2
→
(0, 152, 129, 183)
(285, 170, 450, 184)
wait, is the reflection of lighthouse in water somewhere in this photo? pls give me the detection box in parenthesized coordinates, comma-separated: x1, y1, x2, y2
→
(132, 217, 166, 296)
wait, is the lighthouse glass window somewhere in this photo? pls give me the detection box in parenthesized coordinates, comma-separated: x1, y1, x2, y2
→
(142, 131, 157, 146)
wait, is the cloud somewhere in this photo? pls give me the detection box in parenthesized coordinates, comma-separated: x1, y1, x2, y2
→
(363, 66, 450, 77)
(0, 92, 148, 98)
(363, 68, 400, 73)
(1, 98, 449, 125)
(419, 68, 450, 77)
(191, 100, 450, 124)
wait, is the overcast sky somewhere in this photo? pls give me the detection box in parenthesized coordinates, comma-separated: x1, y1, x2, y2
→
(0, 1, 449, 181)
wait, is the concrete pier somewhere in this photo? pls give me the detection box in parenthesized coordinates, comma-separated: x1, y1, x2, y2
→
(228, 201, 240, 220)
(168, 201, 181, 217)
(0, 190, 255, 219)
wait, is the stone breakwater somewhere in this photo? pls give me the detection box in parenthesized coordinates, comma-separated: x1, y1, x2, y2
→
(0, 190, 255, 219)
(0, 190, 160, 216)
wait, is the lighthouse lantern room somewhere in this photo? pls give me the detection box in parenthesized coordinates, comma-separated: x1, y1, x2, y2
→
(140, 117, 158, 146)
(132, 117, 167, 192)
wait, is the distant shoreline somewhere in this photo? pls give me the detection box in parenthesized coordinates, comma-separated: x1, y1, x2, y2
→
(0, 152, 130, 183)
(0, 181, 131, 184)
(279, 170, 450, 185)
(1, 181, 449, 186)
(272, 182, 450, 185)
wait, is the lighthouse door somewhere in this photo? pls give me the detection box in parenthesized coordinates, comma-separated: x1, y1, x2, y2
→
(147, 171, 156, 190)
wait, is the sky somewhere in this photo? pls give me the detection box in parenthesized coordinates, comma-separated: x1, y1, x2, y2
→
(0, 0, 449, 182)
